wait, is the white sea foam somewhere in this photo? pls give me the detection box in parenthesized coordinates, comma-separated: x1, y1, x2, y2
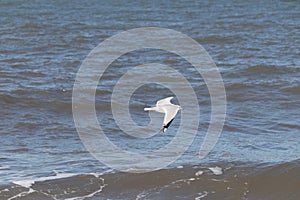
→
(65, 185, 105, 200)
(195, 191, 209, 200)
(208, 166, 223, 175)
(7, 189, 35, 200)
(195, 170, 204, 176)
(136, 191, 149, 200)
(9, 174, 78, 200)
(0, 165, 10, 170)
(64, 174, 106, 200)
(13, 173, 77, 188)
(10, 173, 106, 200)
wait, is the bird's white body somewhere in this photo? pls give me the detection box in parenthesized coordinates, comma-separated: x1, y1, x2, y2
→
(144, 97, 182, 132)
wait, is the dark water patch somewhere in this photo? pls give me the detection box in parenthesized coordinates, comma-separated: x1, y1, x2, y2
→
(14, 121, 52, 131)
(3, 161, 298, 199)
(97, 160, 300, 200)
(196, 35, 241, 44)
(5, 148, 30, 153)
(1, 57, 31, 63)
(0, 158, 12, 162)
(0, 94, 18, 104)
(19, 23, 46, 30)
(9, 64, 29, 69)
(276, 122, 300, 130)
(6, 96, 72, 113)
(35, 101, 72, 113)
(241, 47, 261, 51)
(225, 82, 253, 91)
(2, 87, 72, 109)
(46, 150, 88, 156)
(244, 64, 294, 75)
(282, 84, 300, 94)
(223, 123, 245, 133)
(245, 161, 300, 199)
(0, 184, 29, 200)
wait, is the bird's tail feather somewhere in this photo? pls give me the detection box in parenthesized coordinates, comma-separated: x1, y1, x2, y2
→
(144, 107, 153, 111)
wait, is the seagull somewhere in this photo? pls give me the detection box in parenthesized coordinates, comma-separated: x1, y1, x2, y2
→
(144, 97, 182, 132)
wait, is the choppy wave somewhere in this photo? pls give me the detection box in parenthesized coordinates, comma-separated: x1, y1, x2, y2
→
(1, 160, 300, 200)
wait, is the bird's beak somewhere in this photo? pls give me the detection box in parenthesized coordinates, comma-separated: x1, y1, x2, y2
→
(180, 106, 184, 110)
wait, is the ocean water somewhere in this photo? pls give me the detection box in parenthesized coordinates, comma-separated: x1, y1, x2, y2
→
(1, 0, 300, 199)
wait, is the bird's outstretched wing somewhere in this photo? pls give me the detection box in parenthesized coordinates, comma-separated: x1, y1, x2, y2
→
(162, 106, 179, 132)
(156, 96, 174, 106)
